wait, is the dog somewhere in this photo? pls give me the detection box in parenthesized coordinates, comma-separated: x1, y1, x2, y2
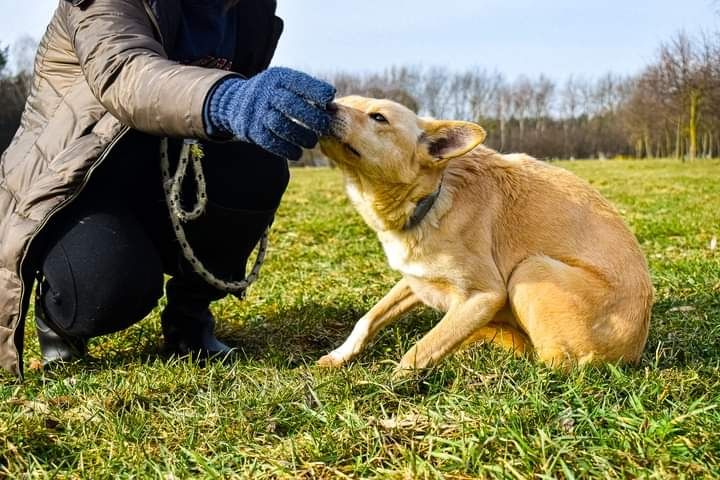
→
(318, 96, 653, 377)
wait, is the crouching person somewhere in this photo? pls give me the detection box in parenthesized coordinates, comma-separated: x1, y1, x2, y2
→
(0, 0, 335, 377)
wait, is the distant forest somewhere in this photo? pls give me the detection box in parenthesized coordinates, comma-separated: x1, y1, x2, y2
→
(1, 29, 719, 162)
(318, 31, 720, 162)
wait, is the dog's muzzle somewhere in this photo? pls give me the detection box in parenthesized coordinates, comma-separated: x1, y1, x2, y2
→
(322, 104, 361, 158)
(323, 103, 345, 137)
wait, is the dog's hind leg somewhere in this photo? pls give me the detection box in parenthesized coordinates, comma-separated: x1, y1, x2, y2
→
(462, 320, 530, 356)
(508, 255, 650, 369)
(318, 278, 421, 368)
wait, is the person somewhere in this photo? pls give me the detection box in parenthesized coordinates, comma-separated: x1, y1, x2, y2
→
(0, 0, 336, 378)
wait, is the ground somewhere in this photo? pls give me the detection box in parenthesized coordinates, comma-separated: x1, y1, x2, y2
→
(1, 159, 719, 478)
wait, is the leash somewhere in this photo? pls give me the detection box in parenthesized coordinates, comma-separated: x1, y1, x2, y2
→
(160, 138, 270, 298)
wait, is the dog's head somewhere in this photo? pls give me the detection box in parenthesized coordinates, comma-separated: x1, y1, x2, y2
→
(320, 96, 487, 184)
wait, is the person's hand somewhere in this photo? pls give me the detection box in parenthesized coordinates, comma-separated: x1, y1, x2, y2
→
(206, 67, 336, 160)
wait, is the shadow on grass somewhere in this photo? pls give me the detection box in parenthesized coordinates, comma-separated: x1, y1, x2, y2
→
(66, 292, 720, 377)
(642, 294, 720, 368)
(222, 303, 365, 361)
(219, 302, 441, 368)
(85, 301, 441, 372)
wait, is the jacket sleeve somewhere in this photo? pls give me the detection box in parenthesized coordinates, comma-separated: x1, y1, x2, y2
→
(62, 0, 235, 139)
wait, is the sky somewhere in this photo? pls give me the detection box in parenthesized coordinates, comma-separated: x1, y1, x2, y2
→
(2, 0, 718, 79)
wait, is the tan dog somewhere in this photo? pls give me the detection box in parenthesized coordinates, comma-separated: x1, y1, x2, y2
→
(318, 96, 653, 377)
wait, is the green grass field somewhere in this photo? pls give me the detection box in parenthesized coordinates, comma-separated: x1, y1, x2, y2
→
(2, 159, 719, 478)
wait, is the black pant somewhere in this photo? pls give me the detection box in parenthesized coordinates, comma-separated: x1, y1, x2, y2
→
(35, 131, 289, 338)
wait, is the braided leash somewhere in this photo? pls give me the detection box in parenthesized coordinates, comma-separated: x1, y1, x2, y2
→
(160, 138, 271, 298)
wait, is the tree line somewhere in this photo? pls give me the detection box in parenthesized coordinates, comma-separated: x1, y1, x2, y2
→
(1, 30, 719, 161)
(320, 32, 720, 161)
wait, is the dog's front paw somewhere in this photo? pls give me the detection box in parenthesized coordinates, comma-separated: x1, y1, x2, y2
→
(317, 352, 346, 368)
(394, 345, 433, 379)
(391, 364, 416, 381)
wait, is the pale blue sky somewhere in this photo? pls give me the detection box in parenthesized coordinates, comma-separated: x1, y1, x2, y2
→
(2, 0, 718, 79)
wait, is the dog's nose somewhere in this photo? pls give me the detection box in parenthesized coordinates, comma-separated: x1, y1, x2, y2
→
(326, 102, 339, 115)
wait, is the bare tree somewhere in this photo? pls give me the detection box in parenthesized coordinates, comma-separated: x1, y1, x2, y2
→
(11, 35, 38, 76)
(421, 67, 451, 118)
(531, 75, 555, 132)
(491, 77, 512, 152)
(666, 34, 698, 158)
(0, 44, 7, 75)
(511, 76, 533, 141)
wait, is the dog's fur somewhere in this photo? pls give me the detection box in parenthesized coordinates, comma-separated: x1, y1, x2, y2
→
(318, 96, 653, 376)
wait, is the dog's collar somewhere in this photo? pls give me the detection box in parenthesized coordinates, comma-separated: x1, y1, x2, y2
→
(403, 178, 443, 231)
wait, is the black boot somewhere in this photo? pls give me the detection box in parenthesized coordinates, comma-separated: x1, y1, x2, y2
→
(157, 140, 285, 358)
(160, 277, 233, 358)
(35, 283, 88, 365)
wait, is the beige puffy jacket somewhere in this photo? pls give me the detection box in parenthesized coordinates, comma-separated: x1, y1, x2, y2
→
(0, 0, 283, 377)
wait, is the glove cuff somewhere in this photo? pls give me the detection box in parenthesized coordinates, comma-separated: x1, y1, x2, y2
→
(206, 77, 248, 138)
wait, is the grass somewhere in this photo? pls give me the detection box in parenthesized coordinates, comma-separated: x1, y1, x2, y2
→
(2, 159, 719, 478)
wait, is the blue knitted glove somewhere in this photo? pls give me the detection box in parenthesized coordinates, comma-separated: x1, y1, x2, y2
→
(207, 67, 336, 160)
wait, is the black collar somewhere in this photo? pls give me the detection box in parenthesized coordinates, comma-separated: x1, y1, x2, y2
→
(403, 180, 442, 231)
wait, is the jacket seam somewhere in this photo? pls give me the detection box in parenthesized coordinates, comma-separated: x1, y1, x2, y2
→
(9, 74, 85, 185)
(0, 39, 54, 173)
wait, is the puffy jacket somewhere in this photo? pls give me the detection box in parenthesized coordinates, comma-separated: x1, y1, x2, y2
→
(0, 0, 283, 377)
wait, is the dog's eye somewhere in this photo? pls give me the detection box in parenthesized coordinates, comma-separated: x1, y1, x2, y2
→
(369, 113, 388, 124)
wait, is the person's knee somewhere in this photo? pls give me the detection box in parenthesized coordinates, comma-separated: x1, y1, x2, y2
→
(40, 210, 164, 338)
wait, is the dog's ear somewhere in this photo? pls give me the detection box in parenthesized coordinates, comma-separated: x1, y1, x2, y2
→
(419, 120, 486, 165)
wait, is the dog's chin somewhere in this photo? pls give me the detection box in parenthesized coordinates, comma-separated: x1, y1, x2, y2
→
(318, 137, 343, 164)
(320, 135, 362, 167)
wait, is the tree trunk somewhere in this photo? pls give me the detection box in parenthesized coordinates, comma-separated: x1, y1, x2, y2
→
(688, 90, 699, 160)
(500, 118, 506, 152)
(644, 131, 653, 158)
(702, 131, 709, 158)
